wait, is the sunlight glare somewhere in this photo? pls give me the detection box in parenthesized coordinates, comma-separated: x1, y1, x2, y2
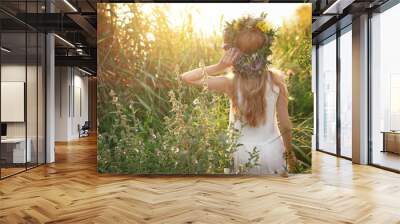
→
(135, 3, 307, 37)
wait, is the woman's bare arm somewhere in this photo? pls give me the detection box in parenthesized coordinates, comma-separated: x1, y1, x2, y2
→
(180, 63, 230, 93)
(276, 78, 297, 168)
(180, 48, 241, 94)
(277, 86, 292, 152)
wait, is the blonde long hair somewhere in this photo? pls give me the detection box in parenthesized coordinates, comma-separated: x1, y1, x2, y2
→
(229, 29, 287, 127)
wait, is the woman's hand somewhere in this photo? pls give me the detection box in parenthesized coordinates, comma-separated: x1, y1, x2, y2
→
(286, 150, 298, 173)
(179, 48, 240, 94)
(218, 48, 242, 69)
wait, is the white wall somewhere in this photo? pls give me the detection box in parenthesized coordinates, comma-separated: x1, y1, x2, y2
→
(71, 73, 89, 138)
(55, 67, 89, 141)
(1, 65, 26, 139)
(55, 67, 70, 141)
(1, 64, 26, 81)
(1, 65, 40, 137)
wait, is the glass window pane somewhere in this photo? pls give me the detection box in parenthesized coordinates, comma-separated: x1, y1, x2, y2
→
(27, 31, 38, 169)
(38, 33, 45, 165)
(340, 27, 352, 158)
(25, 0, 40, 170)
(318, 35, 337, 154)
(371, 3, 400, 171)
(1, 31, 27, 177)
(0, 1, 46, 179)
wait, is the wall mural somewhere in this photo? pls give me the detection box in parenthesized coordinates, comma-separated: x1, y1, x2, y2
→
(97, 3, 312, 175)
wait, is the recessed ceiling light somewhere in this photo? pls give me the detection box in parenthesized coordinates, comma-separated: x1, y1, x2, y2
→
(1, 47, 11, 53)
(63, 0, 78, 12)
(77, 67, 93, 76)
(323, 0, 355, 15)
(54, 34, 75, 48)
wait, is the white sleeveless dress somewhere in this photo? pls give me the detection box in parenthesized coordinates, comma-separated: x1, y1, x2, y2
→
(229, 75, 287, 175)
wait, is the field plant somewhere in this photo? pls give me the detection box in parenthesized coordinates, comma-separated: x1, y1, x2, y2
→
(97, 4, 312, 174)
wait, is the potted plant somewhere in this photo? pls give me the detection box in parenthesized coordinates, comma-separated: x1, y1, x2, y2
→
(223, 156, 232, 174)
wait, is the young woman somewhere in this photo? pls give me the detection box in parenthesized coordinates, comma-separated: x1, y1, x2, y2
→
(180, 15, 297, 175)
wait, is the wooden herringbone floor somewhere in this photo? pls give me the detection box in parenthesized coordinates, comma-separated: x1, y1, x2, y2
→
(1, 136, 400, 224)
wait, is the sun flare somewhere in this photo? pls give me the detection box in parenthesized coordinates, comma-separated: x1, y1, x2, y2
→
(112, 3, 307, 36)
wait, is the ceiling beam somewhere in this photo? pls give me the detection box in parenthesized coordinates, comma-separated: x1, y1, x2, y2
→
(322, 0, 356, 15)
(312, 15, 335, 34)
(55, 55, 96, 70)
(67, 13, 97, 39)
(11, 13, 82, 32)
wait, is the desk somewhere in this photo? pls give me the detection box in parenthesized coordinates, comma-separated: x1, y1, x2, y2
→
(1, 138, 31, 163)
(381, 131, 400, 154)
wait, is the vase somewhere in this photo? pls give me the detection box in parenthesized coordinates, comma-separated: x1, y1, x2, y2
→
(223, 168, 231, 174)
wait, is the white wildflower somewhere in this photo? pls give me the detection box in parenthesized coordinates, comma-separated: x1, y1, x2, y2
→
(193, 98, 200, 105)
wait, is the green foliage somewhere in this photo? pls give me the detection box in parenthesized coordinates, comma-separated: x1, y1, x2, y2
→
(97, 4, 312, 174)
(272, 5, 313, 118)
(238, 147, 261, 174)
(272, 5, 313, 171)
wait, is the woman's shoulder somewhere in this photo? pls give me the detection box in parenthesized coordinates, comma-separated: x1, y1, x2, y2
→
(268, 68, 286, 83)
(267, 68, 288, 95)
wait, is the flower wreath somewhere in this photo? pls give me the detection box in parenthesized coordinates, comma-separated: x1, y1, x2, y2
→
(223, 13, 275, 77)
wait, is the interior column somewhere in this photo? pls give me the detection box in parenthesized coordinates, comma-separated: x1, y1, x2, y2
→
(46, 1, 55, 163)
(352, 14, 369, 164)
